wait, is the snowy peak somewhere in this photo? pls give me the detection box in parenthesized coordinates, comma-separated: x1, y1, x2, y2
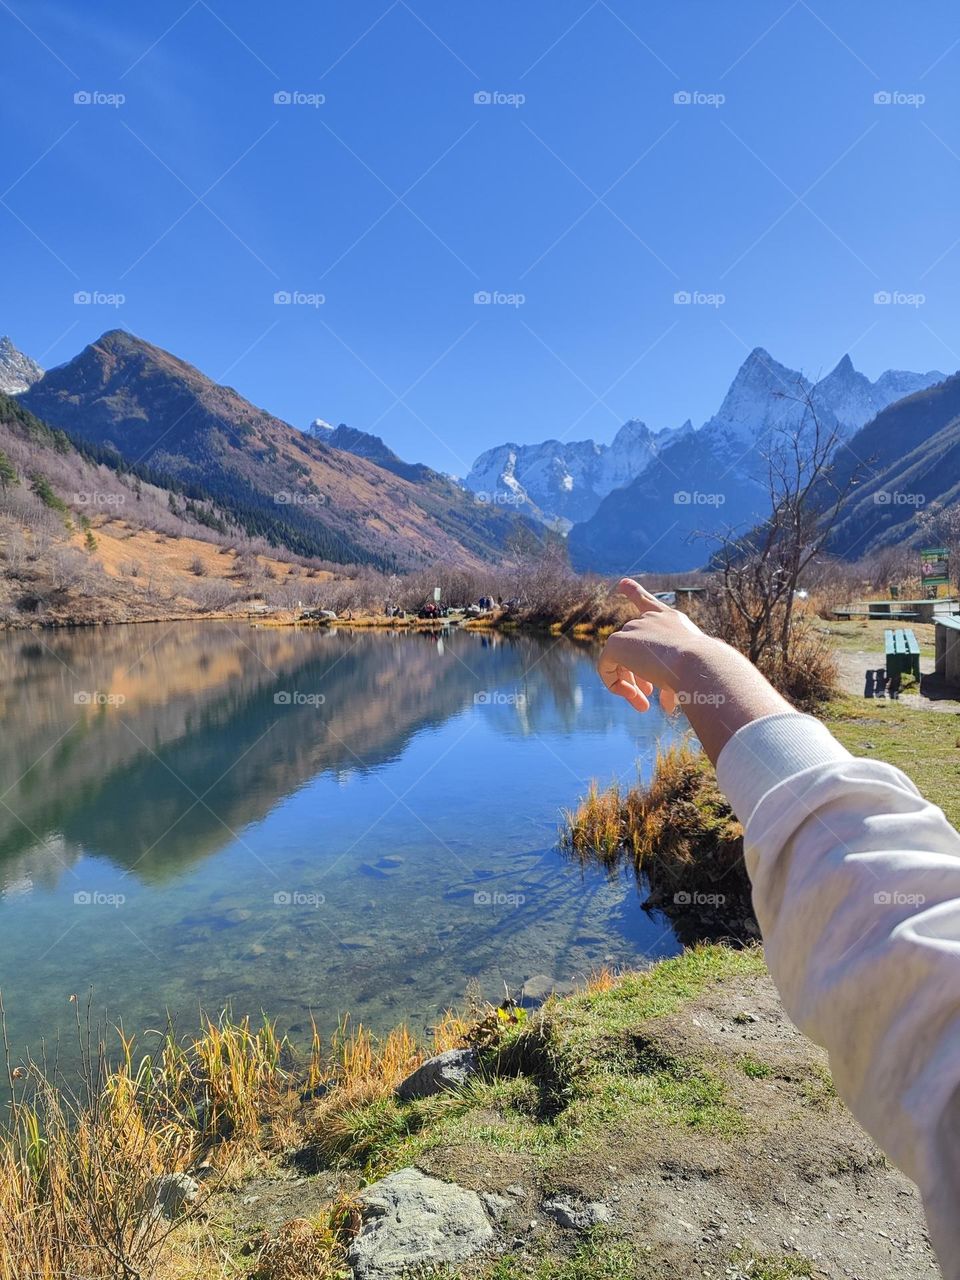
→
(0, 336, 43, 395)
(464, 422, 675, 528)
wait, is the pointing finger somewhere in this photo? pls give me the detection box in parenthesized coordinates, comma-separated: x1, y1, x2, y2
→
(616, 578, 663, 615)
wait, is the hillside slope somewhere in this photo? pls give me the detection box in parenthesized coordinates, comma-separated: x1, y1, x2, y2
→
(0, 390, 334, 626)
(20, 330, 533, 571)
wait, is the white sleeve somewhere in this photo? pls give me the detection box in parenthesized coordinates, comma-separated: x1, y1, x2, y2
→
(716, 712, 960, 1279)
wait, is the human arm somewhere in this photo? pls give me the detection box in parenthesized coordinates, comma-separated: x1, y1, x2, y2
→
(600, 579, 960, 1278)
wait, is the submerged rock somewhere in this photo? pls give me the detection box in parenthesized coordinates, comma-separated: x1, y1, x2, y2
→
(395, 1048, 479, 1102)
(347, 1167, 494, 1278)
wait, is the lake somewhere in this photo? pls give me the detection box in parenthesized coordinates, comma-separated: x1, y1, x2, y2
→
(0, 621, 680, 1067)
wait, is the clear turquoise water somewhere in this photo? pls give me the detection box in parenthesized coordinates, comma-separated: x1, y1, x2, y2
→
(0, 621, 680, 1066)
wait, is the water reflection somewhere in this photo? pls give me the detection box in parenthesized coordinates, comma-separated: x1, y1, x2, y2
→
(0, 622, 680, 1063)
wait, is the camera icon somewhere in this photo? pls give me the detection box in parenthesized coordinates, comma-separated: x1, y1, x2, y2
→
(74, 90, 92, 105)
(673, 91, 692, 105)
(673, 290, 691, 304)
(473, 291, 492, 305)
(73, 291, 91, 305)
(873, 290, 892, 305)
(73, 891, 92, 904)
(473, 890, 492, 905)
(874, 91, 892, 105)
(274, 290, 292, 305)
(874, 490, 891, 505)
(74, 691, 91, 704)
(673, 490, 691, 504)
(274, 691, 292, 705)
(474, 91, 492, 105)
(274, 91, 292, 105)
(874, 891, 892, 904)
(273, 891, 292, 904)
(673, 891, 691, 905)
(473, 691, 491, 704)
(275, 491, 291, 505)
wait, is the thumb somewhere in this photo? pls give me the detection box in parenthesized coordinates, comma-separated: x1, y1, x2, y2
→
(617, 577, 663, 615)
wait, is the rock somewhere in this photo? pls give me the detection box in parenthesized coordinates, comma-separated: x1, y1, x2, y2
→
(542, 1196, 612, 1231)
(347, 1167, 494, 1278)
(340, 934, 377, 949)
(481, 1192, 513, 1220)
(151, 1172, 200, 1220)
(520, 975, 574, 1005)
(396, 1049, 479, 1102)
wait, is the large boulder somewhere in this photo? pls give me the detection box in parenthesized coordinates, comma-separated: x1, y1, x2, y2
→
(347, 1167, 494, 1279)
(395, 1048, 478, 1102)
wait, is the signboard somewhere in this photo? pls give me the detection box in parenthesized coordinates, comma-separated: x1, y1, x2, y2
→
(433, 586, 441, 603)
(920, 547, 950, 592)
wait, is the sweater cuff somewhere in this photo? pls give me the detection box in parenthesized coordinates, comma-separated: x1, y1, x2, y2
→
(715, 712, 852, 825)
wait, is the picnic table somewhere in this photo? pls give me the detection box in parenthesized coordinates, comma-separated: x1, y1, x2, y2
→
(885, 628, 921, 682)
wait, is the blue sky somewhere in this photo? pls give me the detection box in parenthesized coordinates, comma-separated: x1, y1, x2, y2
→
(3, 1, 960, 475)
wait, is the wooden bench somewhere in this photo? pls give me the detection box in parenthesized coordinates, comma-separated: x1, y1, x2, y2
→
(885, 628, 921, 681)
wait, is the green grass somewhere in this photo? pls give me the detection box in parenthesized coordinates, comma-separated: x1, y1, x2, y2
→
(730, 1250, 814, 1279)
(550, 945, 766, 1060)
(740, 1055, 772, 1080)
(823, 694, 960, 826)
(313, 946, 766, 1178)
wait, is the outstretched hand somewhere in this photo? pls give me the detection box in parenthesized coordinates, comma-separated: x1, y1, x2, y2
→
(598, 578, 705, 716)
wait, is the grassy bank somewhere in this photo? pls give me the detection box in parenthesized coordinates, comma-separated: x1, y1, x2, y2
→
(2, 942, 931, 1278)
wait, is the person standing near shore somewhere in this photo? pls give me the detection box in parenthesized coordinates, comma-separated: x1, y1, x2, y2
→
(599, 578, 960, 1280)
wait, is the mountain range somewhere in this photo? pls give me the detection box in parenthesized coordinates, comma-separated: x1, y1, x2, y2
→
(18, 331, 534, 571)
(4, 329, 956, 576)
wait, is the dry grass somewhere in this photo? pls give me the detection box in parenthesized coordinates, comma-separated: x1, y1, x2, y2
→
(560, 740, 751, 942)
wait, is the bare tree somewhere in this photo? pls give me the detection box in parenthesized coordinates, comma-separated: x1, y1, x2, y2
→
(703, 384, 861, 667)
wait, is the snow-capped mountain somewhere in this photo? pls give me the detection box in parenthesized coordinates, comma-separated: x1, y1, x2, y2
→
(465, 420, 690, 529)
(568, 349, 946, 574)
(695, 349, 945, 451)
(466, 349, 943, 536)
(0, 337, 43, 395)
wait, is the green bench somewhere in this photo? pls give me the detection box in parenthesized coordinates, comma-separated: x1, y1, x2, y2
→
(885, 628, 921, 681)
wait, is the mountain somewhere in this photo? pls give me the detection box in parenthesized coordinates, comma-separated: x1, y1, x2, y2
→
(19, 330, 535, 571)
(464, 419, 690, 529)
(307, 419, 434, 484)
(825, 372, 960, 557)
(568, 350, 946, 573)
(0, 336, 43, 395)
